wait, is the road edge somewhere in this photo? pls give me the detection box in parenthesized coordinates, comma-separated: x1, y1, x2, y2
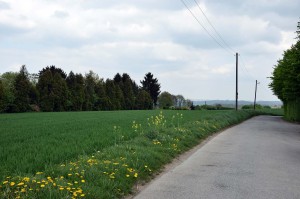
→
(124, 116, 256, 199)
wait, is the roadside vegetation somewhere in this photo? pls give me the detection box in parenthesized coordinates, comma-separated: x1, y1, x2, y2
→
(269, 20, 300, 121)
(0, 109, 282, 198)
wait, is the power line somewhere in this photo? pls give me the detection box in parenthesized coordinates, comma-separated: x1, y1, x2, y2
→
(180, 0, 233, 55)
(192, 0, 236, 54)
(239, 56, 259, 82)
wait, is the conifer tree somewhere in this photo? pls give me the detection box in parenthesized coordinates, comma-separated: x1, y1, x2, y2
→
(13, 65, 31, 112)
(37, 66, 68, 112)
(135, 90, 153, 110)
(141, 72, 161, 106)
(0, 79, 4, 112)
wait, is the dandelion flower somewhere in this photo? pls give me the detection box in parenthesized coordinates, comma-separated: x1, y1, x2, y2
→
(17, 182, 24, 186)
(10, 182, 15, 186)
(40, 184, 45, 188)
(134, 173, 138, 178)
(23, 177, 30, 182)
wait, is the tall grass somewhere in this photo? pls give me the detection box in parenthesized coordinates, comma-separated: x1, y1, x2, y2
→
(0, 110, 281, 198)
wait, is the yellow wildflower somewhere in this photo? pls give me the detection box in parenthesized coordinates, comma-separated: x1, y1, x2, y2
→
(40, 184, 45, 188)
(10, 182, 15, 186)
(21, 188, 26, 193)
(2, 181, 8, 184)
(17, 182, 24, 186)
(23, 177, 30, 182)
(134, 173, 138, 178)
(127, 168, 134, 173)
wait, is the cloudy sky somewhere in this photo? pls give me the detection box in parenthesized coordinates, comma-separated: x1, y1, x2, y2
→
(0, 0, 299, 101)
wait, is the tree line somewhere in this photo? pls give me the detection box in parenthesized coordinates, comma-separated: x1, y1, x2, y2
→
(157, 91, 194, 110)
(0, 66, 162, 113)
(269, 20, 300, 121)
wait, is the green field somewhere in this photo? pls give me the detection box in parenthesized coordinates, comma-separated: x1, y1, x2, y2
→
(0, 110, 283, 198)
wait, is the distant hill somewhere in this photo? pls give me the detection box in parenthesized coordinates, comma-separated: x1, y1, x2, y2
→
(193, 100, 282, 108)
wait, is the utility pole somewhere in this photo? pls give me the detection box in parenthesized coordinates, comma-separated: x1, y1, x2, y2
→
(254, 80, 259, 110)
(235, 52, 238, 111)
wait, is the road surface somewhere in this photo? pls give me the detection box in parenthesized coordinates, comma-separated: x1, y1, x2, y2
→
(134, 116, 300, 199)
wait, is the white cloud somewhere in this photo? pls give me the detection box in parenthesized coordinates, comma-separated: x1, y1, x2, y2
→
(0, 0, 299, 101)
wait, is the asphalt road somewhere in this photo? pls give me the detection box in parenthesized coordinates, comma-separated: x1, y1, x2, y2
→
(134, 116, 300, 199)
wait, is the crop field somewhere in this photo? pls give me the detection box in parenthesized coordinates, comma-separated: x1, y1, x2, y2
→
(0, 109, 282, 198)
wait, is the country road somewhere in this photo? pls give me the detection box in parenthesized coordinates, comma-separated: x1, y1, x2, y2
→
(134, 116, 300, 199)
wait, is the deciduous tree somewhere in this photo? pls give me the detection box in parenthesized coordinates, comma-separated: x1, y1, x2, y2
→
(158, 91, 173, 109)
(269, 21, 300, 121)
(0, 72, 18, 112)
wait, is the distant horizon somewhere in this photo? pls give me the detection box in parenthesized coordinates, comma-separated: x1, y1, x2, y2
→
(191, 99, 282, 102)
(192, 99, 283, 107)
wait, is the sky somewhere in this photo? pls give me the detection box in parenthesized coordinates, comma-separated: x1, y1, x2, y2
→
(0, 0, 299, 101)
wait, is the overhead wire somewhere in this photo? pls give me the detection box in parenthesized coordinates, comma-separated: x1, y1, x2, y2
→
(180, 0, 234, 55)
(181, 0, 274, 101)
(192, 0, 236, 54)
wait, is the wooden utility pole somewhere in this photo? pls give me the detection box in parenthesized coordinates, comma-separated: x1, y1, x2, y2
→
(254, 80, 259, 110)
(235, 52, 238, 111)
